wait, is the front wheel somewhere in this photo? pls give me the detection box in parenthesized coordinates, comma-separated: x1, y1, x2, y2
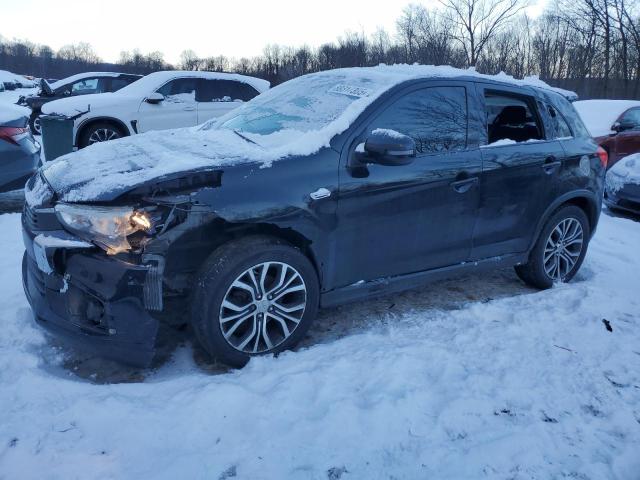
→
(515, 205, 590, 289)
(191, 236, 319, 367)
(79, 122, 124, 148)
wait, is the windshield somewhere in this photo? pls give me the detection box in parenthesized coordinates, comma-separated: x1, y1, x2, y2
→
(206, 71, 392, 136)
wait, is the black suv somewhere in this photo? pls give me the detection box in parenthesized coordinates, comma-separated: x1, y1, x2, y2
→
(21, 66, 605, 368)
(18, 72, 142, 134)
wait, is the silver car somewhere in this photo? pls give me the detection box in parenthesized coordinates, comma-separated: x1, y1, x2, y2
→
(0, 105, 40, 192)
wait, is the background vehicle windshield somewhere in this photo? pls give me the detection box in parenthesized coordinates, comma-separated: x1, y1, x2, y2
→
(209, 71, 392, 136)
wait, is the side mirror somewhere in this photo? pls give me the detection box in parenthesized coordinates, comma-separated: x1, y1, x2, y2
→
(145, 92, 165, 104)
(363, 129, 416, 166)
(612, 121, 634, 133)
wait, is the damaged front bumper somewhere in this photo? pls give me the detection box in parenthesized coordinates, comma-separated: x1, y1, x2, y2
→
(21, 209, 164, 367)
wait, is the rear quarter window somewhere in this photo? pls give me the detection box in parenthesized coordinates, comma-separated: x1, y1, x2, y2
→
(547, 92, 591, 138)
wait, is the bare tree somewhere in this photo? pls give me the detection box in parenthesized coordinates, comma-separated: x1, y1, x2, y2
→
(439, 0, 528, 66)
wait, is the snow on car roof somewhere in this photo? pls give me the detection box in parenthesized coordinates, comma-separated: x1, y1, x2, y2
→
(48, 72, 133, 90)
(574, 99, 640, 138)
(41, 64, 573, 202)
(116, 70, 271, 96)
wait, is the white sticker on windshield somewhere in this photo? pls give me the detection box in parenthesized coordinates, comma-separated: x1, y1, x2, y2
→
(328, 84, 372, 98)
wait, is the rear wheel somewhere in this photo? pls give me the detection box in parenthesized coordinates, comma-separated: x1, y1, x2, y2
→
(191, 236, 319, 367)
(515, 205, 590, 289)
(79, 122, 124, 148)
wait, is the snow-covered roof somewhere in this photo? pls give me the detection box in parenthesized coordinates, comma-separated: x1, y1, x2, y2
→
(117, 70, 270, 96)
(574, 99, 640, 138)
(48, 72, 132, 90)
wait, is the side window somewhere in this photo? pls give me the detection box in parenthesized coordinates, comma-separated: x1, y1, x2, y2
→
(71, 78, 106, 95)
(485, 92, 543, 144)
(197, 80, 260, 102)
(619, 108, 640, 129)
(110, 78, 131, 92)
(156, 78, 197, 103)
(547, 105, 573, 138)
(368, 86, 468, 154)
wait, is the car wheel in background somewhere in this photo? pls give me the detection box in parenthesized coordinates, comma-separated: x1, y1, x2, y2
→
(515, 205, 590, 289)
(191, 236, 320, 368)
(79, 122, 124, 148)
(29, 113, 41, 135)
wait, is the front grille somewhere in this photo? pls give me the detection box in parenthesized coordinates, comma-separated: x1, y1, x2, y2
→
(23, 204, 61, 231)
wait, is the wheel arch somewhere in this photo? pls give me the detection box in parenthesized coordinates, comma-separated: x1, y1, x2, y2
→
(529, 191, 601, 251)
(76, 116, 131, 146)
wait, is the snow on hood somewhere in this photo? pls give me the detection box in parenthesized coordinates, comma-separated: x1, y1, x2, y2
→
(606, 154, 640, 192)
(0, 70, 36, 87)
(41, 127, 292, 202)
(41, 65, 574, 203)
(574, 99, 640, 138)
(41, 92, 132, 116)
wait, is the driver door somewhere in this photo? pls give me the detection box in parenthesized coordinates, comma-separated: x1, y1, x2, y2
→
(137, 78, 198, 133)
(332, 83, 482, 288)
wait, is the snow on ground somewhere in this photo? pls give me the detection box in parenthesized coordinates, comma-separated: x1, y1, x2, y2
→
(0, 210, 639, 480)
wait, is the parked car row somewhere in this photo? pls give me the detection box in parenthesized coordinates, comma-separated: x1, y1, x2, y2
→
(18, 72, 142, 134)
(39, 70, 269, 149)
(20, 65, 607, 368)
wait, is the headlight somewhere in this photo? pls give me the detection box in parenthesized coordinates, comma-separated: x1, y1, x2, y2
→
(55, 204, 154, 255)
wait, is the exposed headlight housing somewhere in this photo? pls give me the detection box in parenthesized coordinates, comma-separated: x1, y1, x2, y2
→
(55, 204, 154, 255)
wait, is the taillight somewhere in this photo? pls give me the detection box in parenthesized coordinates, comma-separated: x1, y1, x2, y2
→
(0, 126, 28, 146)
(597, 146, 608, 168)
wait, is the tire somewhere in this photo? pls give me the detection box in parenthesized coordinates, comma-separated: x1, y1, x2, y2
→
(79, 122, 124, 148)
(191, 236, 320, 367)
(29, 112, 41, 135)
(515, 205, 590, 289)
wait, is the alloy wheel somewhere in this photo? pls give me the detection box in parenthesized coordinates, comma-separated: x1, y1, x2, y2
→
(219, 261, 307, 353)
(88, 128, 120, 144)
(543, 217, 584, 281)
(33, 116, 41, 135)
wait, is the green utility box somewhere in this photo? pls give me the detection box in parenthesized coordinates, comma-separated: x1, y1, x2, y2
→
(40, 114, 75, 161)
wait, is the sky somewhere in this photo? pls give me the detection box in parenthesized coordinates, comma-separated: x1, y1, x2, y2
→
(1, 0, 548, 65)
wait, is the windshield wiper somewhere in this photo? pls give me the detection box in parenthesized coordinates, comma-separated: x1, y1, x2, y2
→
(233, 129, 260, 146)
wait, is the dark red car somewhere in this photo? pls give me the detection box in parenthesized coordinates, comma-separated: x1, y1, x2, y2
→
(574, 100, 640, 169)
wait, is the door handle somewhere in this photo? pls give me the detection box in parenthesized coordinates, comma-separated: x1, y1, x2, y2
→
(183, 106, 196, 111)
(542, 156, 561, 174)
(450, 176, 478, 193)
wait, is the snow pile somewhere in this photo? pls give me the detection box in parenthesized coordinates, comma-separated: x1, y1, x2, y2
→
(574, 99, 640, 138)
(1, 211, 640, 479)
(606, 153, 640, 193)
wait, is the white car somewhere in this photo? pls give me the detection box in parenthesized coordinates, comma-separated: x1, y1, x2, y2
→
(41, 71, 270, 148)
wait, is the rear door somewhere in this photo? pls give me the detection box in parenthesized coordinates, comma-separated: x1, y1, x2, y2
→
(333, 82, 482, 287)
(472, 84, 566, 259)
(137, 77, 198, 132)
(196, 79, 259, 124)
